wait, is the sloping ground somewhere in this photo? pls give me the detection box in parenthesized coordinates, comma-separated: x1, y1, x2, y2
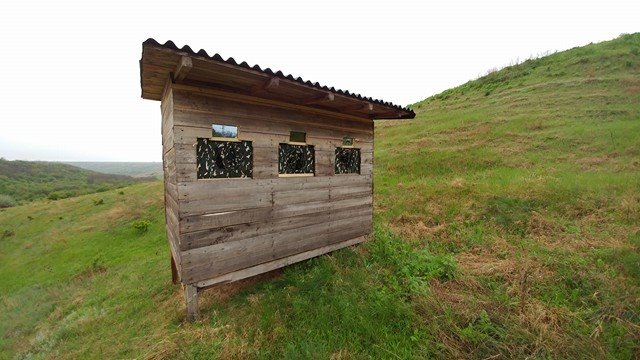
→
(64, 162, 163, 179)
(0, 159, 153, 205)
(374, 33, 640, 357)
(0, 182, 457, 358)
(0, 34, 639, 358)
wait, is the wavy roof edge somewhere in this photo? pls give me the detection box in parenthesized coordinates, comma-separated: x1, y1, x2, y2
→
(142, 38, 415, 118)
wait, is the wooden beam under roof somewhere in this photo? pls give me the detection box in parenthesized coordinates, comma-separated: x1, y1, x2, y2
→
(376, 110, 407, 119)
(172, 56, 193, 82)
(340, 102, 374, 113)
(250, 76, 279, 94)
(301, 92, 335, 105)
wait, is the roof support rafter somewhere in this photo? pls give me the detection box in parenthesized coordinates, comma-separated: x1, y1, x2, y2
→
(172, 56, 193, 82)
(301, 92, 335, 105)
(251, 76, 279, 94)
(340, 102, 374, 113)
(377, 111, 407, 119)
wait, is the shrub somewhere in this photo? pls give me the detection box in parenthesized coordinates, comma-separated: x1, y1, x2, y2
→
(47, 191, 73, 201)
(131, 220, 151, 233)
(369, 226, 458, 295)
(93, 199, 104, 206)
(0, 194, 16, 208)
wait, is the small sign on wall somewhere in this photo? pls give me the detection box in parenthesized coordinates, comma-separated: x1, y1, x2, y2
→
(212, 124, 238, 139)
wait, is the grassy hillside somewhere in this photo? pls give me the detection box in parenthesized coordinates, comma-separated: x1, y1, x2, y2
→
(64, 162, 163, 179)
(1, 34, 639, 358)
(375, 33, 640, 357)
(0, 159, 154, 205)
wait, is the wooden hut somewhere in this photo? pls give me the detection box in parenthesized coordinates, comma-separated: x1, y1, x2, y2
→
(139, 39, 415, 319)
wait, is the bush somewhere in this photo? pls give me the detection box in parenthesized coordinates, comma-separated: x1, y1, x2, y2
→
(131, 220, 151, 233)
(369, 226, 458, 295)
(0, 194, 16, 208)
(48, 191, 73, 201)
(1, 229, 15, 239)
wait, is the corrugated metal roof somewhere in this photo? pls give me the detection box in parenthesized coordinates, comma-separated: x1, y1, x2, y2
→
(141, 38, 415, 119)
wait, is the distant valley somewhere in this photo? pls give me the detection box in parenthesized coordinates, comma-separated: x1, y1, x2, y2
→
(0, 159, 156, 206)
(64, 161, 163, 179)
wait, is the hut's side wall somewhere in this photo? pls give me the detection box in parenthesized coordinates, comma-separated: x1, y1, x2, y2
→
(161, 84, 181, 273)
(167, 83, 374, 286)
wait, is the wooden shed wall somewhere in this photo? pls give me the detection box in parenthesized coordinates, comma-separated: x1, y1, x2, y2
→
(161, 83, 181, 273)
(162, 82, 374, 286)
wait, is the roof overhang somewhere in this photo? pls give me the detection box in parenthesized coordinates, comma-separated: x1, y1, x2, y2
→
(140, 39, 415, 120)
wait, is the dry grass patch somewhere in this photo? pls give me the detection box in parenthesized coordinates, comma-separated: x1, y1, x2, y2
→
(198, 270, 283, 312)
(389, 213, 447, 240)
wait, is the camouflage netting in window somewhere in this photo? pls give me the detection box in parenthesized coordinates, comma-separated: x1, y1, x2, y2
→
(335, 147, 361, 174)
(279, 143, 315, 174)
(197, 138, 253, 179)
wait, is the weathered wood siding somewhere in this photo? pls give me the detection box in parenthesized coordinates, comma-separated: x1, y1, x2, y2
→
(162, 82, 373, 285)
(161, 82, 182, 274)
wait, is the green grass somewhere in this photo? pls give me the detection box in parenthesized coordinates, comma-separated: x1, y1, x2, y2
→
(1, 33, 640, 358)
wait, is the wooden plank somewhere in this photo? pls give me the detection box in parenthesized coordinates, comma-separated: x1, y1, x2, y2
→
(178, 178, 273, 201)
(271, 194, 372, 219)
(171, 89, 374, 133)
(178, 187, 272, 216)
(182, 214, 371, 282)
(194, 235, 368, 288)
(179, 193, 372, 233)
(181, 213, 372, 265)
(171, 82, 373, 123)
(173, 125, 287, 148)
(166, 224, 182, 271)
(272, 186, 329, 205)
(176, 174, 371, 202)
(165, 198, 180, 235)
(172, 124, 372, 150)
(181, 211, 332, 251)
(330, 185, 372, 200)
(164, 179, 178, 203)
(180, 204, 372, 250)
(172, 109, 374, 143)
(177, 178, 369, 215)
(181, 207, 274, 233)
(182, 216, 371, 283)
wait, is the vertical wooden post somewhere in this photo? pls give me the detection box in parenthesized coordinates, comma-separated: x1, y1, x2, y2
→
(184, 284, 199, 321)
(171, 254, 179, 284)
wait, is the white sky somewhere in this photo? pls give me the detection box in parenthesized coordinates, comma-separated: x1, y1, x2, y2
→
(1, 0, 638, 162)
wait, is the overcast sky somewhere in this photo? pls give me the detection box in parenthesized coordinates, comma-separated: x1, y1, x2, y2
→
(1, 0, 638, 162)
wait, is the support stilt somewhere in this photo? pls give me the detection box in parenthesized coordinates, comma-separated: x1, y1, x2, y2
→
(184, 284, 199, 321)
(171, 254, 179, 284)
